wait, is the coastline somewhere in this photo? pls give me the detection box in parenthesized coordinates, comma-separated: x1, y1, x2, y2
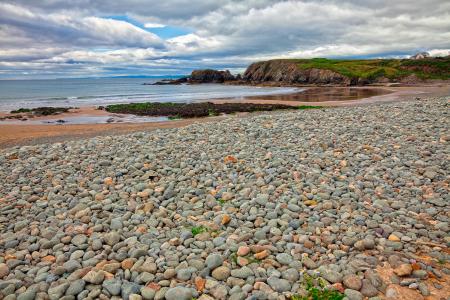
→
(0, 84, 448, 149)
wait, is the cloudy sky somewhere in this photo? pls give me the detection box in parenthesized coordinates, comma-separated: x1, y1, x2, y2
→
(0, 0, 449, 79)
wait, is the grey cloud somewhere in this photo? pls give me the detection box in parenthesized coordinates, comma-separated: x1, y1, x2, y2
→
(0, 1, 449, 78)
(0, 3, 164, 48)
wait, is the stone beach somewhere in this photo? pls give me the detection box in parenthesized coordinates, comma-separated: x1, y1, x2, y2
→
(0, 96, 449, 299)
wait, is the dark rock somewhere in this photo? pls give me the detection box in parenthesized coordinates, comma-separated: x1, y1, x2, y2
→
(190, 69, 235, 83)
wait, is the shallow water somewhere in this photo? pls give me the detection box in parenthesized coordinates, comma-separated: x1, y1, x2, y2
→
(241, 87, 390, 102)
(0, 78, 298, 111)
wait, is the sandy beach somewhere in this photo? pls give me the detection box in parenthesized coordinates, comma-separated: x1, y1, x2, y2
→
(0, 84, 448, 149)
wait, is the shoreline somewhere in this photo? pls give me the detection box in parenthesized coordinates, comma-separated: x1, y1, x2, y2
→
(0, 84, 448, 149)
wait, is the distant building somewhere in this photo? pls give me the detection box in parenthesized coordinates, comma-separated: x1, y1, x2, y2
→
(410, 52, 430, 59)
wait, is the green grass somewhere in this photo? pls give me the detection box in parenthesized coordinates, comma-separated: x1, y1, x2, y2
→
(275, 57, 450, 81)
(191, 225, 208, 236)
(217, 198, 226, 205)
(290, 273, 345, 300)
(10, 108, 31, 114)
(106, 102, 181, 113)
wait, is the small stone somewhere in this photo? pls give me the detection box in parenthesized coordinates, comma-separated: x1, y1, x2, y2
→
(210, 284, 228, 299)
(388, 234, 400, 242)
(230, 266, 253, 279)
(121, 282, 141, 300)
(418, 282, 430, 296)
(304, 200, 317, 206)
(163, 268, 176, 279)
(282, 268, 299, 282)
(104, 177, 113, 185)
(385, 286, 398, 298)
(194, 277, 206, 292)
(66, 279, 85, 295)
(177, 268, 194, 281)
(276, 253, 293, 265)
(48, 283, 69, 300)
(302, 257, 317, 269)
(360, 279, 378, 297)
(82, 270, 105, 284)
(412, 270, 427, 279)
(343, 274, 362, 290)
(0, 263, 10, 278)
(71, 234, 87, 247)
(254, 250, 269, 260)
(320, 268, 343, 283)
(17, 289, 37, 300)
(165, 286, 195, 300)
(63, 260, 81, 272)
(237, 246, 250, 256)
(344, 289, 363, 300)
(140, 261, 157, 273)
(141, 286, 156, 300)
(121, 258, 135, 270)
(221, 215, 231, 225)
(267, 276, 291, 292)
(104, 231, 120, 246)
(394, 264, 412, 276)
(212, 266, 231, 281)
(206, 254, 223, 269)
(102, 278, 122, 296)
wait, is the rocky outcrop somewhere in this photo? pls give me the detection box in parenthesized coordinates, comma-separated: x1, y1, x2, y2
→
(146, 77, 188, 85)
(190, 69, 235, 83)
(150, 69, 236, 85)
(243, 60, 352, 85)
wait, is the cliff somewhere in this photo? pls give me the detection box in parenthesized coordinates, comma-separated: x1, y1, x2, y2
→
(243, 57, 450, 85)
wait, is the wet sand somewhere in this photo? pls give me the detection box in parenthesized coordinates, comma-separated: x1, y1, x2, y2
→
(1, 85, 448, 149)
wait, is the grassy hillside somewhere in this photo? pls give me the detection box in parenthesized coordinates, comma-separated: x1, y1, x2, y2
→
(289, 57, 450, 80)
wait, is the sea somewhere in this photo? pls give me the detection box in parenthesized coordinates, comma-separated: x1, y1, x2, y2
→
(0, 78, 297, 112)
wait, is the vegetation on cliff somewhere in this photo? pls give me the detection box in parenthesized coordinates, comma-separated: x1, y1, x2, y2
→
(243, 57, 450, 85)
(294, 57, 450, 80)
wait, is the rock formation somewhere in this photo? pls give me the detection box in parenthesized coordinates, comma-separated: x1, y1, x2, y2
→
(150, 69, 236, 85)
(190, 69, 235, 83)
(243, 60, 352, 85)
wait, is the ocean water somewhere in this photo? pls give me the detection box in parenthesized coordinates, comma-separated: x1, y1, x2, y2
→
(0, 78, 297, 112)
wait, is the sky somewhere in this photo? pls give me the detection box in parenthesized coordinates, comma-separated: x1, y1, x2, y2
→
(0, 0, 449, 79)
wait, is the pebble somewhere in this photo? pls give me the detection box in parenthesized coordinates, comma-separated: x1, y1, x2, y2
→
(212, 266, 231, 281)
(82, 270, 104, 284)
(343, 274, 362, 290)
(344, 289, 363, 300)
(102, 279, 122, 296)
(267, 276, 291, 292)
(205, 254, 223, 269)
(165, 286, 195, 300)
(394, 264, 412, 276)
(0, 96, 448, 300)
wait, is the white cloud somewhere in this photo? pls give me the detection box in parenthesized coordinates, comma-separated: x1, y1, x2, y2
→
(0, 3, 164, 48)
(144, 22, 166, 28)
(0, 1, 449, 78)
